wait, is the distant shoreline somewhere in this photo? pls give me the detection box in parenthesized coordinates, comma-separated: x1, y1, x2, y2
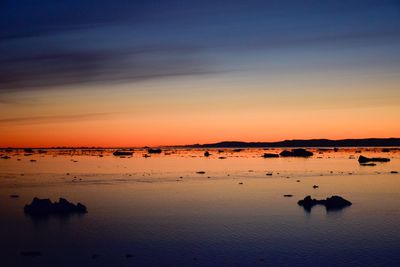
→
(1, 138, 400, 150)
(186, 138, 400, 148)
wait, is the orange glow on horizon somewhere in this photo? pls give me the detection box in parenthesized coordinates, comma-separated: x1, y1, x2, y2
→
(1, 106, 399, 148)
(1, 71, 399, 148)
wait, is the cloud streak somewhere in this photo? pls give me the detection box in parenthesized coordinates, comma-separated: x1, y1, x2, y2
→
(0, 42, 216, 92)
(0, 112, 117, 125)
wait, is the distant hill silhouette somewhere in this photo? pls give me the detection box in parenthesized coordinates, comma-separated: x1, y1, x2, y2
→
(2, 138, 400, 150)
(186, 138, 400, 148)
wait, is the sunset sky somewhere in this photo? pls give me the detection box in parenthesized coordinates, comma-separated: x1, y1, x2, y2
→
(1, 0, 399, 147)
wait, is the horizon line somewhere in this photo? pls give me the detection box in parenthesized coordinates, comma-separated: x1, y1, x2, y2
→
(1, 137, 400, 149)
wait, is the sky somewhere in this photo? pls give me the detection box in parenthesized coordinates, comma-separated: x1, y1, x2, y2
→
(0, 0, 399, 147)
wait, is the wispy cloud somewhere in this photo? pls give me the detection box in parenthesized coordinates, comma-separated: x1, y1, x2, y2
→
(0, 44, 214, 92)
(0, 98, 16, 104)
(0, 112, 116, 125)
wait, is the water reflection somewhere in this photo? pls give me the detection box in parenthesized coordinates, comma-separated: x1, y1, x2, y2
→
(25, 212, 87, 225)
(0, 148, 399, 266)
(300, 204, 352, 214)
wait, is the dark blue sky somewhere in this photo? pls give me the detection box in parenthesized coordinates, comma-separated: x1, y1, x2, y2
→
(1, 0, 399, 92)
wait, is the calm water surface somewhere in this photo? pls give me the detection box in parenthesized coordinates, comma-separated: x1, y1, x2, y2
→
(0, 148, 399, 266)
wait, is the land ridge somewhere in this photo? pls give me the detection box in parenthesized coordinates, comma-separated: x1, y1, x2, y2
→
(185, 138, 400, 148)
(2, 138, 400, 149)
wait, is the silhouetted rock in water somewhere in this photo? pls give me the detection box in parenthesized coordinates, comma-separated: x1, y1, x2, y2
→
(262, 153, 279, 158)
(382, 148, 391, 152)
(10, 194, 19, 198)
(218, 157, 226, 159)
(148, 148, 162, 154)
(196, 171, 206, 174)
(1, 155, 11, 159)
(333, 147, 339, 152)
(238, 182, 243, 185)
(24, 148, 34, 153)
(30, 159, 36, 162)
(143, 154, 150, 158)
(391, 171, 398, 174)
(266, 172, 273, 176)
(284, 194, 293, 197)
(298, 195, 352, 211)
(204, 151, 210, 157)
(233, 149, 243, 152)
(279, 149, 313, 157)
(360, 163, 377, 166)
(24, 197, 87, 216)
(313, 185, 319, 189)
(358, 155, 390, 163)
(113, 150, 133, 156)
(21, 251, 42, 257)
